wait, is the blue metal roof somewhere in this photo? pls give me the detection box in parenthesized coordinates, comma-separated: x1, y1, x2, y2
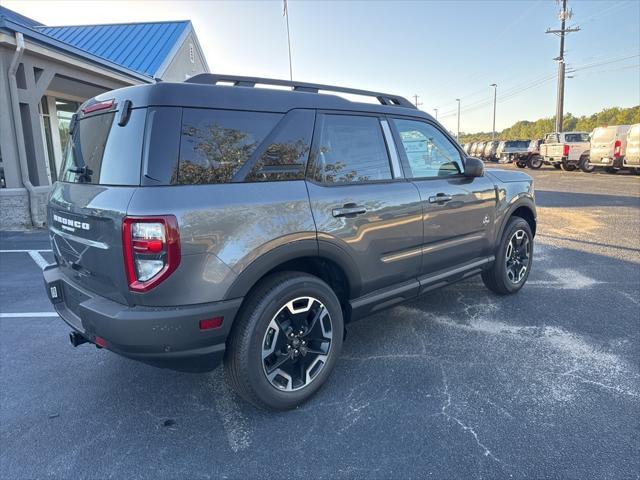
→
(37, 21, 190, 77)
(0, 6, 43, 27)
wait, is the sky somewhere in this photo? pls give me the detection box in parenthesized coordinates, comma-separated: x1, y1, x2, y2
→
(3, 0, 639, 134)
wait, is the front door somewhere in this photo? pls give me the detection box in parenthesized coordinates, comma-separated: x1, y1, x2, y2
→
(389, 117, 496, 277)
(306, 112, 423, 297)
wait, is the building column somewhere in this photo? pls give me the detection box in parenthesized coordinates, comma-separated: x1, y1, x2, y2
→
(16, 59, 56, 186)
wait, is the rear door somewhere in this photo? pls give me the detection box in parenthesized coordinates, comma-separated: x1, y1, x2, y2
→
(48, 103, 147, 304)
(389, 117, 496, 277)
(626, 125, 640, 165)
(306, 112, 423, 297)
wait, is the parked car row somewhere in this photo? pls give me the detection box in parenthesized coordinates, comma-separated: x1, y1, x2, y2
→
(461, 123, 640, 174)
(463, 139, 543, 168)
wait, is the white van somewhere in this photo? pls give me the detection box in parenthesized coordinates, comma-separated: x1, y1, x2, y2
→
(623, 124, 640, 173)
(588, 125, 631, 173)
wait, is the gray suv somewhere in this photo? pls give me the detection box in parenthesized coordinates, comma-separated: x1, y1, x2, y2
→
(43, 74, 536, 410)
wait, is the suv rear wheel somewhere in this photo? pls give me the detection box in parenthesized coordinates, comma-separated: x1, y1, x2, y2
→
(482, 216, 533, 295)
(224, 272, 343, 410)
(529, 155, 543, 169)
(560, 160, 576, 171)
(579, 154, 595, 173)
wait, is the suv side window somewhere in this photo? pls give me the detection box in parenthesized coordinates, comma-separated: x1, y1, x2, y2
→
(392, 118, 464, 178)
(312, 114, 392, 184)
(177, 108, 282, 184)
(244, 110, 314, 182)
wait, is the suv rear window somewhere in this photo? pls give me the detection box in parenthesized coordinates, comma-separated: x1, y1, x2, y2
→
(564, 133, 589, 142)
(506, 141, 529, 148)
(60, 109, 146, 185)
(591, 128, 615, 142)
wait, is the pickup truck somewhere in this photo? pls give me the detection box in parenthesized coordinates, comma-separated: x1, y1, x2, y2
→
(540, 132, 590, 171)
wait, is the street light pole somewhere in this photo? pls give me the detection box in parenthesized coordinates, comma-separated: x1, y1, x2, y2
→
(455, 98, 460, 139)
(434, 108, 438, 120)
(490, 83, 497, 140)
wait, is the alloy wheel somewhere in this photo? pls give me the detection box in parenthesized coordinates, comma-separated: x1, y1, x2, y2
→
(505, 229, 530, 284)
(261, 297, 333, 392)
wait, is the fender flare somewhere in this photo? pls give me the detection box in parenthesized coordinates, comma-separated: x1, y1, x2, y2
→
(496, 196, 537, 243)
(224, 239, 362, 300)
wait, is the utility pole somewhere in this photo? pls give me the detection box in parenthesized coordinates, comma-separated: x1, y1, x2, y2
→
(434, 108, 438, 120)
(413, 94, 422, 109)
(546, 0, 580, 132)
(490, 83, 497, 140)
(455, 98, 460, 139)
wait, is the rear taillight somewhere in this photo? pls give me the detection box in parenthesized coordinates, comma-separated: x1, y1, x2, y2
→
(614, 140, 622, 157)
(123, 216, 180, 292)
(563, 144, 570, 156)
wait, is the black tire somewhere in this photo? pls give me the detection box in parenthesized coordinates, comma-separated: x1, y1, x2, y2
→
(482, 216, 533, 295)
(560, 160, 576, 171)
(224, 272, 344, 410)
(553, 164, 561, 169)
(579, 155, 595, 173)
(516, 161, 527, 168)
(605, 167, 618, 174)
(529, 155, 543, 169)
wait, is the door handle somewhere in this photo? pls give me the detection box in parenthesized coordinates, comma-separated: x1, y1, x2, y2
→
(332, 204, 367, 217)
(428, 193, 453, 204)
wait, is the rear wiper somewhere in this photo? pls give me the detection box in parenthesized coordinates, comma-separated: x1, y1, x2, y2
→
(67, 165, 93, 182)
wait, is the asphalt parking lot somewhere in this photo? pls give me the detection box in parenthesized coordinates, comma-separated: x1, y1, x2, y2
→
(1, 165, 639, 479)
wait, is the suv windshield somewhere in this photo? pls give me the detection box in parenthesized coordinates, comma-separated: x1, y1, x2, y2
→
(60, 109, 146, 185)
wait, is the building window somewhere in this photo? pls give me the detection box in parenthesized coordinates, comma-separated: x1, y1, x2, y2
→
(189, 43, 195, 64)
(55, 99, 79, 155)
(39, 97, 57, 183)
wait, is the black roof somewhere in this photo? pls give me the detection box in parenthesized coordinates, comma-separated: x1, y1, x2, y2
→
(91, 74, 431, 120)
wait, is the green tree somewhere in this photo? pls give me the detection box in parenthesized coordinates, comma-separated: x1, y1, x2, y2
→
(459, 105, 639, 144)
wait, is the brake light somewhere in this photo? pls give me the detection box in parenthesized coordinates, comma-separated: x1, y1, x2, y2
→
(122, 216, 180, 292)
(563, 144, 570, 156)
(81, 99, 115, 115)
(614, 140, 622, 157)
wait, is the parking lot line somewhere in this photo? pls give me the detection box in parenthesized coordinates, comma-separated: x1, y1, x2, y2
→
(0, 249, 52, 253)
(28, 250, 50, 270)
(0, 312, 58, 318)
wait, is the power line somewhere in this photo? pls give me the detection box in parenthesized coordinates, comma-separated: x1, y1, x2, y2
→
(426, 0, 544, 104)
(438, 57, 639, 121)
(577, 0, 635, 24)
(438, 71, 557, 117)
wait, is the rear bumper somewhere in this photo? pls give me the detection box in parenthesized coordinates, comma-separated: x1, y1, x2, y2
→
(43, 265, 242, 372)
(623, 159, 640, 167)
(588, 157, 623, 168)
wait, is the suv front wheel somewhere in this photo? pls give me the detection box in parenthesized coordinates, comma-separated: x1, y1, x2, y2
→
(224, 272, 344, 410)
(482, 216, 533, 295)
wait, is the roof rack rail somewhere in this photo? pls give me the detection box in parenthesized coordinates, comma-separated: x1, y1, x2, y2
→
(184, 73, 416, 109)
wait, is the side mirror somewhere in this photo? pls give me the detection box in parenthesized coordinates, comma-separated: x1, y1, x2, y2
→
(464, 157, 484, 177)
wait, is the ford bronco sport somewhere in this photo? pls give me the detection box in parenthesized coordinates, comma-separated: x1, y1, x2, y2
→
(43, 74, 536, 410)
